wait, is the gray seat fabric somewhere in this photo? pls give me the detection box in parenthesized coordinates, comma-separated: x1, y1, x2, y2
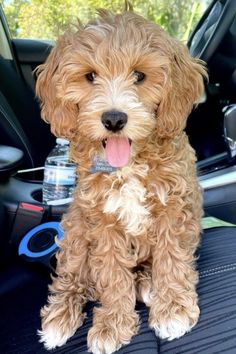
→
(161, 227, 236, 354)
(0, 227, 236, 353)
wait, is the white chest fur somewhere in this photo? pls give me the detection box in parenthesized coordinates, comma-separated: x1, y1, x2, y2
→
(103, 176, 150, 235)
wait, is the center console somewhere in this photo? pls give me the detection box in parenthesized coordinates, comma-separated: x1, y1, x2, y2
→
(0, 152, 67, 266)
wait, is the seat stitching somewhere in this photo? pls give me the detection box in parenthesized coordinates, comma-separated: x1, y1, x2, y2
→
(200, 263, 236, 274)
(199, 266, 236, 278)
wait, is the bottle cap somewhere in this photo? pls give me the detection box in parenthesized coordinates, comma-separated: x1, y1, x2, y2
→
(56, 138, 69, 145)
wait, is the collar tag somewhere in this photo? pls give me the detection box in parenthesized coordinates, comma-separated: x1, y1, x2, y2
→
(90, 154, 117, 174)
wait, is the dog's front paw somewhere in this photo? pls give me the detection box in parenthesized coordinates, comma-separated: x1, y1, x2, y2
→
(88, 329, 122, 354)
(87, 309, 139, 354)
(149, 304, 200, 341)
(38, 302, 85, 350)
(136, 272, 153, 307)
(38, 324, 70, 350)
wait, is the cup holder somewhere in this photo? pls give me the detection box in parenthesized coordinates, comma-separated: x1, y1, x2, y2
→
(31, 189, 43, 203)
(18, 221, 64, 271)
(31, 189, 69, 217)
(14, 169, 44, 183)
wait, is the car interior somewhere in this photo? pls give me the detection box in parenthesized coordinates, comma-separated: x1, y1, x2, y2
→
(0, 0, 236, 353)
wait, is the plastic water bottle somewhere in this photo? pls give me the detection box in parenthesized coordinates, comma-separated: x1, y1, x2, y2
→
(42, 138, 77, 205)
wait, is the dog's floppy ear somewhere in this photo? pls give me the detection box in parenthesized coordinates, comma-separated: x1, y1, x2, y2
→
(35, 35, 78, 139)
(156, 40, 207, 139)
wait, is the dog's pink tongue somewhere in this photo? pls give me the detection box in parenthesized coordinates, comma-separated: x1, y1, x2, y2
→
(105, 137, 130, 168)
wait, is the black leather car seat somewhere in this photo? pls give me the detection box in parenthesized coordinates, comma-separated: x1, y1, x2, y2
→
(0, 89, 34, 168)
(0, 55, 55, 169)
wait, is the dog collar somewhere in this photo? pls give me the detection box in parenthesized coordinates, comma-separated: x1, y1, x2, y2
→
(90, 154, 117, 174)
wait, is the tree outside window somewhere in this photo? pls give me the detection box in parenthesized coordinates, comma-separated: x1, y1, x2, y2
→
(2, 0, 212, 41)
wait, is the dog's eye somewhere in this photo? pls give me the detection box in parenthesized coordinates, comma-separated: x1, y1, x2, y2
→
(134, 71, 146, 84)
(85, 72, 96, 82)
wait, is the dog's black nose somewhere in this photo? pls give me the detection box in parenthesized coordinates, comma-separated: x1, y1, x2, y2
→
(101, 110, 128, 132)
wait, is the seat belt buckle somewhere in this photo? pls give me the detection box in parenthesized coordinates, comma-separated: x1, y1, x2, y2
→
(10, 202, 49, 247)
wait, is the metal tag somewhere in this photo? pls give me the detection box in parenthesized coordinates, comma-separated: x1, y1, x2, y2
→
(90, 154, 117, 174)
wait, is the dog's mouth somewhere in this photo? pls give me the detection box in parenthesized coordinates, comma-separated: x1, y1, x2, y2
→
(102, 137, 132, 168)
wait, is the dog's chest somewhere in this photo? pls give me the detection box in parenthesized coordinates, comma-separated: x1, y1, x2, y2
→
(103, 176, 151, 235)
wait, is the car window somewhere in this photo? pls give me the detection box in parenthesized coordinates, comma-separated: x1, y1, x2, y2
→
(0, 12, 12, 60)
(2, 0, 212, 41)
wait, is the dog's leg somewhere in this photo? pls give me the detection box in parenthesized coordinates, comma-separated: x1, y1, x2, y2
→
(87, 231, 139, 354)
(149, 214, 200, 341)
(38, 235, 89, 350)
(136, 262, 153, 306)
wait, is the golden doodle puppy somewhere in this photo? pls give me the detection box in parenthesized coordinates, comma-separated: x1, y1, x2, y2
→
(36, 5, 207, 354)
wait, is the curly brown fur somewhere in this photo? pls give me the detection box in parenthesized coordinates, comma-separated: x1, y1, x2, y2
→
(36, 8, 207, 354)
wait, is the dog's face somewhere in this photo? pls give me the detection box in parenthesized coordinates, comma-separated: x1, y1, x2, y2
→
(36, 11, 207, 167)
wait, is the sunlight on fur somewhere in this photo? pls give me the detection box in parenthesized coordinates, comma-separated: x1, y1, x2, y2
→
(36, 3, 207, 354)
